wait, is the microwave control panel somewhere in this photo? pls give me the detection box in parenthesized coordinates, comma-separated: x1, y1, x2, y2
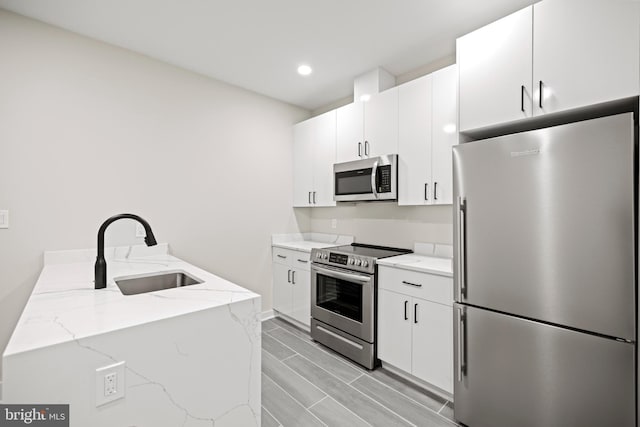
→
(378, 165, 392, 193)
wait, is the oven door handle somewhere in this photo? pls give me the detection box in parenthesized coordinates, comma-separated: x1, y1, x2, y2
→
(312, 265, 371, 283)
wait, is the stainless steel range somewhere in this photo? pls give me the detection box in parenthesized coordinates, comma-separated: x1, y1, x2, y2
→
(310, 243, 412, 369)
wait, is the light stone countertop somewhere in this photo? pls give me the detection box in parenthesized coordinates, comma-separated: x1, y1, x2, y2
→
(271, 232, 354, 253)
(377, 242, 453, 277)
(3, 243, 259, 357)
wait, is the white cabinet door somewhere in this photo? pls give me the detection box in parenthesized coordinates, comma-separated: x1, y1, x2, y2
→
(378, 289, 412, 374)
(398, 74, 432, 206)
(412, 299, 453, 394)
(533, 0, 640, 116)
(272, 262, 292, 316)
(293, 120, 314, 207)
(431, 64, 458, 205)
(290, 269, 311, 326)
(364, 87, 399, 157)
(458, 6, 533, 132)
(312, 110, 337, 207)
(336, 102, 364, 163)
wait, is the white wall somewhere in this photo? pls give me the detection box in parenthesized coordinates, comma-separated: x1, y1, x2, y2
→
(0, 10, 310, 377)
(307, 204, 453, 250)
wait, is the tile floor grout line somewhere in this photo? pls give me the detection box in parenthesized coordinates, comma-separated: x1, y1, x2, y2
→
(261, 405, 284, 427)
(267, 324, 363, 380)
(306, 395, 328, 411)
(263, 372, 329, 427)
(263, 329, 303, 359)
(279, 353, 298, 363)
(437, 401, 448, 413)
(348, 372, 365, 385)
(262, 349, 329, 408)
(364, 368, 453, 417)
(311, 393, 376, 427)
(283, 352, 418, 427)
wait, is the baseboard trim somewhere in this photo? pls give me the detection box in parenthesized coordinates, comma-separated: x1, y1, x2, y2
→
(261, 310, 275, 321)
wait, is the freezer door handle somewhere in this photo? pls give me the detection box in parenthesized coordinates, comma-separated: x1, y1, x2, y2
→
(457, 305, 467, 382)
(457, 197, 467, 298)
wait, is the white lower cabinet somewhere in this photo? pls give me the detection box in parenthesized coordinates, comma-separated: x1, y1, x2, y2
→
(378, 266, 453, 394)
(272, 247, 311, 326)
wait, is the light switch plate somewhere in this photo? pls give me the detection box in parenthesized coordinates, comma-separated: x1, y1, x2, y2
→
(96, 361, 125, 406)
(0, 210, 8, 229)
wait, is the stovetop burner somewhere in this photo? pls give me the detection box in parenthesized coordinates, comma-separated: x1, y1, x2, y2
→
(325, 243, 413, 259)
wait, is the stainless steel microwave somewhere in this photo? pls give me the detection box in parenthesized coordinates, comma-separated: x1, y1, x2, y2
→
(333, 154, 398, 202)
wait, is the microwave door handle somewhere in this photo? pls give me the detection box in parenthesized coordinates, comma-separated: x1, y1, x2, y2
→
(370, 159, 379, 199)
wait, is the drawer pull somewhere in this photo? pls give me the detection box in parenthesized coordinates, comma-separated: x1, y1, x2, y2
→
(277, 254, 287, 259)
(297, 259, 308, 263)
(401, 280, 422, 288)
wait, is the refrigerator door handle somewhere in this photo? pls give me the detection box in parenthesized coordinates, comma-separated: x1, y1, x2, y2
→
(457, 305, 466, 382)
(457, 197, 467, 298)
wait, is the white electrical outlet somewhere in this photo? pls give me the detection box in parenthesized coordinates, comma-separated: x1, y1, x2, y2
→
(0, 210, 8, 229)
(96, 361, 125, 406)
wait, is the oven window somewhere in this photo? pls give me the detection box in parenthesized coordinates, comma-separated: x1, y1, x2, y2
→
(316, 273, 363, 322)
(335, 168, 373, 195)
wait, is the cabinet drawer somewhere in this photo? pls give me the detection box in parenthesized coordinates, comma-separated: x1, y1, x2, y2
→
(272, 247, 295, 265)
(379, 266, 452, 306)
(292, 253, 311, 271)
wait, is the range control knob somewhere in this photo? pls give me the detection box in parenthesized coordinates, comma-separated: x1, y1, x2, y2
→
(362, 260, 369, 268)
(355, 259, 362, 266)
(349, 258, 355, 265)
(322, 253, 328, 260)
(316, 252, 321, 259)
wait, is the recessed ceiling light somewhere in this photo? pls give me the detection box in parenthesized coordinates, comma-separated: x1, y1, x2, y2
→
(297, 65, 312, 76)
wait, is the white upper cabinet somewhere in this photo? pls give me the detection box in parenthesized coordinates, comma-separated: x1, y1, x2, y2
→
(293, 119, 314, 207)
(458, 0, 640, 132)
(292, 110, 337, 207)
(364, 87, 399, 157)
(457, 6, 533, 132)
(398, 64, 457, 206)
(398, 74, 433, 205)
(336, 101, 364, 163)
(532, 0, 640, 115)
(336, 88, 399, 163)
(431, 64, 458, 205)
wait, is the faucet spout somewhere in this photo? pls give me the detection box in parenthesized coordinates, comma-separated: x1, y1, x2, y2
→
(94, 213, 158, 289)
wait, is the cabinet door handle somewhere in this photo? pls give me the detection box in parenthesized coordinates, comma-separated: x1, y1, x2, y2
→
(358, 142, 362, 157)
(291, 270, 296, 284)
(424, 183, 428, 201)
(364, 141, 370, 156)
(404, 300, 408, 320)
(539, 80, 543, 109)
(414, 303, 418, 324)
(402, 280, 422, 288)
(308, 191, 312, 204)
(520, 85, 525, 112)
(313, 191, 316, 204)
(287, 269, 291, 283)
(434, 182, 438, 201)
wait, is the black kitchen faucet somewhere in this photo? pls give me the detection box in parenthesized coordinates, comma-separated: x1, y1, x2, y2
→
(94, 213, 157, 289)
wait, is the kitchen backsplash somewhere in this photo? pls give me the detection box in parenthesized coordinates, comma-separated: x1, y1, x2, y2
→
(305, 203, 453, 250)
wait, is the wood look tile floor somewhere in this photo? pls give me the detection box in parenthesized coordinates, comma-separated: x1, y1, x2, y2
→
(261, 317, 458, 427)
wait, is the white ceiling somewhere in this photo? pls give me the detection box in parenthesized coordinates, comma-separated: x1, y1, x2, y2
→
(0, 0, 534, 111)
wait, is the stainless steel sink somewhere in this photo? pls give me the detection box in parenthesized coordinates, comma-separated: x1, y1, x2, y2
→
(115, 270, 203, 295)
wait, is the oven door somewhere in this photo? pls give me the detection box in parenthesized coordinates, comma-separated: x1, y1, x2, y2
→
(311, 263, 374, 342)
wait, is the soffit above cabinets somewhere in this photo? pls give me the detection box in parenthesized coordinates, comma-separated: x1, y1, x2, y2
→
(0, 0, 533, 110)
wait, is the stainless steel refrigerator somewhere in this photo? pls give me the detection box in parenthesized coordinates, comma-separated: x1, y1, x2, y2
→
(452, 112, 637, 427)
